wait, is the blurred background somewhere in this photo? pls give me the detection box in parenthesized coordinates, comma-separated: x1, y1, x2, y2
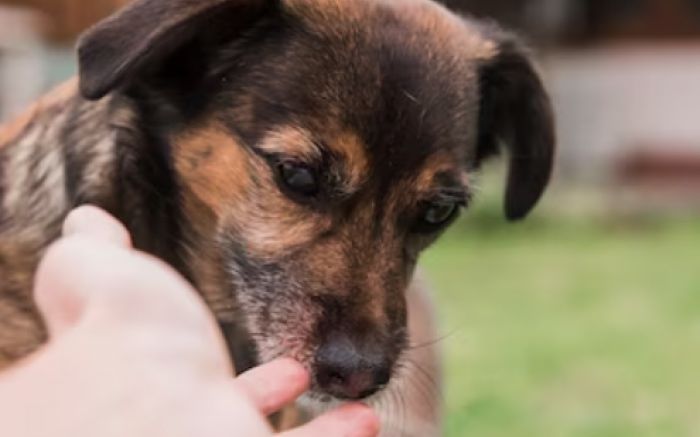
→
(1, 0, 699, 436)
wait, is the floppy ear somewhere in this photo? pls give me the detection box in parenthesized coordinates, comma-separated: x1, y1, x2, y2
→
(476, 31, 556, 221)
(77, 0, 268, 100)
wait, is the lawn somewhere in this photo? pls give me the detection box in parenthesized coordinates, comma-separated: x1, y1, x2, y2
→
(422, 205, 700, 437)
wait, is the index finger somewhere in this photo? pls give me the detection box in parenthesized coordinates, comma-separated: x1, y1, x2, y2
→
(235, 359, 310, 416)
(280, 404, 380, 437)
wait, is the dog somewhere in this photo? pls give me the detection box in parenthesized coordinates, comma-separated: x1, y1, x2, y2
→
(0, 0, 555, 434)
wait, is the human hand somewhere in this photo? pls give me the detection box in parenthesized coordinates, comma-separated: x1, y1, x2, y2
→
(0, 206, 379, 437)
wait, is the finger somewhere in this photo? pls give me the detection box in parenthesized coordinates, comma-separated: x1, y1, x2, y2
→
(235, 359, 310, 416)
(62, 205, 132, 248)
(279, 404, 380, 437)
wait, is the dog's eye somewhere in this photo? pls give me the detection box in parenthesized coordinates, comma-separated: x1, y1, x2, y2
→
(278, 162, 319, 197)
(424, 201, 459, 225)
(415, 201, 460, 232)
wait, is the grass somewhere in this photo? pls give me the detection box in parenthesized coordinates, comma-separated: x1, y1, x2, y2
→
(421, 198, 700, 437)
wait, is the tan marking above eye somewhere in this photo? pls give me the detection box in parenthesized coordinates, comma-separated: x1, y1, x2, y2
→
(257, 125, 369, 195)
(414, 153, 472, 199)
(257, 126, 322, 161)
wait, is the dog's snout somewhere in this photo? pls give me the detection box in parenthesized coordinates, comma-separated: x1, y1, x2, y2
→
(315, 333, 391, 400)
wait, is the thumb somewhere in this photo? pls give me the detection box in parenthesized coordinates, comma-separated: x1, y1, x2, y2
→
(34, 206, 133, 337)
(35, 206, 222, 352)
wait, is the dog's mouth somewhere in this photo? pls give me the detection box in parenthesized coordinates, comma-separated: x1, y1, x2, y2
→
(300, 377, 390, 412)
(297, 365, 399, 416)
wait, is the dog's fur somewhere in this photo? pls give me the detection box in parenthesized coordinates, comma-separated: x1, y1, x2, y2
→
(0, 0, 555, 434)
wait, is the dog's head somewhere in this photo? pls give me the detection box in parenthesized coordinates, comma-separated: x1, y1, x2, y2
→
(78, 0, 554, 401)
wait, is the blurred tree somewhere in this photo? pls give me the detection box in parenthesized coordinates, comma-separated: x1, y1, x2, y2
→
(583, 0, 700, 40)
(440, 0, 700, 45)
(2, 0, 700, 44)
(438, 0, 573, 43)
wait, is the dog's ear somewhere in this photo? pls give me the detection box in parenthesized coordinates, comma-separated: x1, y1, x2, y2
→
(476, 29, 555, 221)
(78, 0, 269, 100)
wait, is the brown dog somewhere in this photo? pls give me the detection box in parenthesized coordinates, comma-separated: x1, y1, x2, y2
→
(0, 0, 555, 434)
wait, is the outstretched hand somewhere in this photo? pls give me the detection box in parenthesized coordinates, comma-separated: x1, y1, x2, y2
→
(0, 206, 379, 437)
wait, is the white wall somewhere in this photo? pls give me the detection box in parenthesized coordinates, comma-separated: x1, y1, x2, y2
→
(544, 45, 700, 182)
(0, 6, 45, 120)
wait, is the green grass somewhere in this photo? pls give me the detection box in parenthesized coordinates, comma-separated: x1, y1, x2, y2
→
(422, 209, 700, 437)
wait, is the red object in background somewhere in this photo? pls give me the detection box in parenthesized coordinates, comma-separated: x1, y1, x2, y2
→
(586, 0, 700, 41)
(617, 146, 700, 204)
(442, 0, 700, 45)
(0, 0, 126, 42)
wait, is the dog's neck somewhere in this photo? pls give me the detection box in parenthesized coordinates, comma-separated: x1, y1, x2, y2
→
(0, 79, 190, 363)
(1, 80, 113, 272)
(1, 79, 184, 258)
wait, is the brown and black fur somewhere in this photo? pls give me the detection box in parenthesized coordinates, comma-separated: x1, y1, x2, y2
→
(0, 0, 555, 434)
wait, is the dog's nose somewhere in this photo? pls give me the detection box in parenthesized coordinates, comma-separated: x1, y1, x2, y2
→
(315, 333, 391, 400)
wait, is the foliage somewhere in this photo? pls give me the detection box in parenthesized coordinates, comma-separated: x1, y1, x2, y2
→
(422, 205, 700, 436)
